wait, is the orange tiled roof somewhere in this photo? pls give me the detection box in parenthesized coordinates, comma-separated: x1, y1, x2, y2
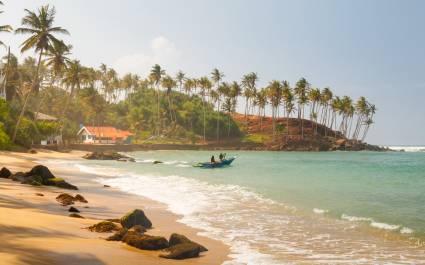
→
(85, 126, 133, 139)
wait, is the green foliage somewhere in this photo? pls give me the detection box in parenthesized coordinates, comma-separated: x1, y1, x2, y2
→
(0, 125, 11, 149)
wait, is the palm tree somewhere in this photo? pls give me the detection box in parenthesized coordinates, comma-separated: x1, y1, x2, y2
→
(13, 4, 69, 143)
(281, 81, 293, 140)
(267, 80, 282, 140)
(294, 78, 310, 139)
(149, 64, 165, 136)
(308, 88, 321, 135)
(175, 70, 185, 93)
(211, 68, 225, 142)
(198, 76, 211, 142)
(241, 72, 258, 123)
(0, 1, 12, 48)
(319, 87, 333, 136)
(255, 89, 267, 131)
(161, 75, 177, 125)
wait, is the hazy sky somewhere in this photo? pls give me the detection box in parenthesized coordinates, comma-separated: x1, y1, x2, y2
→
(1, 0, 424, 145)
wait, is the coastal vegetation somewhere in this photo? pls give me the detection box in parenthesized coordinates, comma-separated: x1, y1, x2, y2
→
(0, 2, 376, 150)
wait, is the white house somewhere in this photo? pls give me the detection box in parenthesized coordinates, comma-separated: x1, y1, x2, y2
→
(35, 112, 63, 145)
(77, 126, 133, 144)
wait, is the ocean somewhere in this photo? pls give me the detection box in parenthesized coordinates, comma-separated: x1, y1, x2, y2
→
(60, 148, 425, 264)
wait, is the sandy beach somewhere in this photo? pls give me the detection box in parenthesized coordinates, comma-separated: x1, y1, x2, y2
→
(0, 150, 229, 265)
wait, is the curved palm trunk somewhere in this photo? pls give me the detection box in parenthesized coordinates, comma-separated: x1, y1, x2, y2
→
(156, 84, 160, 136)
(12, 48, 43, 143)
(216, 98, 220, 143)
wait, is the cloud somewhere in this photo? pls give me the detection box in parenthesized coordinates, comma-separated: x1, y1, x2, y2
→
(113, 36, 180, 77)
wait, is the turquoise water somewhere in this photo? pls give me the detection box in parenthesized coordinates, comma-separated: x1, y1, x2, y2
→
(67, 150, 425, 264)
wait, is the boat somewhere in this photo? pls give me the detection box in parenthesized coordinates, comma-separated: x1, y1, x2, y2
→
(194, 157, 236, 168)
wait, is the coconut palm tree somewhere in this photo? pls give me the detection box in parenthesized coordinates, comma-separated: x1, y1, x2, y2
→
(0, 1, 12, 48)
(281, 81, 293, 140)
(176, 70, 185, 93)
(319, 87, 333, 135)
(267, 80, 282, 140)
(183, 78, 194, 96)
(294, 78, 310, 139)
(198, 76, 211, 142)
(308, 88, 321, 135)
(255, 88, 267, 131)
(161, 75, 177, 125)
(211, 68, 225, 142)
(149, 64, 165, 136)
(241, 72, 258, 122)
(13, 4, 69, 142)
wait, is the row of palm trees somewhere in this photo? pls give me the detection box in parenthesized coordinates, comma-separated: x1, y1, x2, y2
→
(0, 3, 376, 144)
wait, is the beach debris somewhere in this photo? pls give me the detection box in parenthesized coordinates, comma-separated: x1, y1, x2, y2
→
(120, 209, 152, 229)
(103, 184, 111, 188)
(88, 221, 120, 233)
(0, 167, 12, 178)
(168, 233, 208, 252)
(123, 233, 169, 250)
(75, 194, 88, 203)
(56, 193, 76, 206)
(35, 193, 44, 196)
(106, 228, 128, 241)
(153, 160, 163, 164)
(159, 243, 201, 260)
(69, 213, 84, 218)
(68, 206, 80, 213)
(83, 152, 133, 161)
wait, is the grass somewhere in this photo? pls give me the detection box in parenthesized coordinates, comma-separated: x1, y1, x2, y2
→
(242, 133, 271, 144)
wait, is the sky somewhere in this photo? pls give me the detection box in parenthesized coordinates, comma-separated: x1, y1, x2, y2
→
(1, 0, 424, 145)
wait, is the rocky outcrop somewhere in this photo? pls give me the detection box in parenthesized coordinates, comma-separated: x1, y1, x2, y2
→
(0, 167, 12, 178)
(74, 194, 88, 203)
(106, 228, 128, 241)
(25, 165, 55, 181)
(160, 243, 201, 260)
(69, 213, 84, 218)
(88, 221, 120, 233)
(120, 209, 152, 229)
(68, 206, 80, 213)
(21, 165, 78, 190)
(168, 233, 208, 252)
(56, 193, 76, 206)
(83, 152, 134, 161)
(122, 233, 169, 250)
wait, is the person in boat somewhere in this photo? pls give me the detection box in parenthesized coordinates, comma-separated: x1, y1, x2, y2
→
(219, 153, 224, 161)
(211, 155, 216, 164)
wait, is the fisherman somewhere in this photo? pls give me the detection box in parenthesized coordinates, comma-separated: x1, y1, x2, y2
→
(219, 153, 224, 161)
(211, 155, 216, 163)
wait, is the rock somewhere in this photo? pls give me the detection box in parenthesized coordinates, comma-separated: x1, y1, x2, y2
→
(88, 221, 120, 233)
(153, 161, 163, 164)
(123, 233, 169, 250)
(69, 213, 84, 218)
(45, 178, 78, 190)
(129, 225, 146, 234)
(10, 172, 26, 182)
(120, 209, 152, 229)
(106, 228, 128, 241)
(168, 233, 208, 252)
(35, 193, 44, 196)
(103, 185, 111, 188)
(0, 167, 12, 178)
(28, 149, 37, 154)
(56, 193, 75, 206)
(21, 175, 43, 186)
(75, 194, 88, 203)
(117, 157, 136, 162)
(83, 152, 129, 161)
(106, 218, 120, 223)
(159, 243, 201, 260)
(68, 206, 80, 213)
(25, 165, 55, 183)
(335, 139, 346, 146)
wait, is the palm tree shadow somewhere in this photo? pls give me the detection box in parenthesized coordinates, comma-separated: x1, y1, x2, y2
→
(0, 224, 107, 265)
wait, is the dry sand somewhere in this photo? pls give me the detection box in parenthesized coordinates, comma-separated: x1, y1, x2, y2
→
(0, 150, 230, 265)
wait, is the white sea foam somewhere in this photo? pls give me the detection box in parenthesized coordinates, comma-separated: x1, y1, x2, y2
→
(313, 208, 328, 214)
(370, 222, 400, 231)
(400, 227, 414, 234)
(341, 214, 373, 222)
(387, 146, 425, 152)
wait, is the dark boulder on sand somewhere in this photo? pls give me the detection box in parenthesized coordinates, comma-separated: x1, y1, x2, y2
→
(168, 233, 208, 252)
(56, 193, 76, 206)
(159, 243, 201, 260)
(75, 194, 88, 203)
(24, 165, 78, 190)
(120, 209, 152, 229)
(69, 213, 84, 218)
(0, 167, 12, 178)
(25, 165, 55, 182)
(129, 225, 147, 234)
(153, 160, 163, 164)
(68, 206, 80, 213)
(88, 221, 120, 233)
(106, 228, 128, 241)
(10, 172, 26, 182)
(122, 233, 168, 250)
